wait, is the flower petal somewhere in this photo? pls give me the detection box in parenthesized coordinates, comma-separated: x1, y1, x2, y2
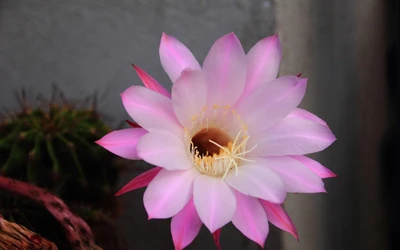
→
(202, 33, 246, 106)
(212, 229, 222, 250)
(291, 155, 336, 178)
(121, 85, 182, 135)
(171, 198, 202, 250)
(95, 128, 147, 160)
(225, 163, 286, 204)
(132, 64, 171, 98)
(232, 191, 269, 247)
(256, 157, 326, 193)
(242, 34, 281, 99)
(237, 76, 307, 134)
(172, 70, 207, 127)
(193, 175, 236, 233)
(260, 200, 298, 240)
(125, 120, 141, 128)
(249, 117, 336, 157)
(137, 130, 191, 170)
(287, 108, 327, 126)
(144, 168, 197, 219)
(115, 167, 162, 196)
(159, 33, 201, 83)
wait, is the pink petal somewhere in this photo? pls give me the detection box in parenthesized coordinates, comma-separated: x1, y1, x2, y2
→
(232, 191, 269, 247)
(287, 108, 327, 126)
(202, 33, 246, 106)
(193, 175, 236, 233)
(237, 76, 307, 134)
(242, 34, 281, 99)
(212, 229, 222, 250)
(257, 157, 326, 193)
(249, 117, 336, 157)
(95, 128, 147, 160)
(144, 168, 197, 219)
(225, 163, 286, 204)
(291, 155, 337, 178)
(137, 130, 191, 171)
(159, 33, 201, 83)
(171, 70, 207, 127)
(171, 198, 202, 250)
(132, 64, 171, 98)
(121, 85, 182, 136)
(115, 167, 162, 196)
(260, 200, 298, 240)
(125, 120, 141, 128)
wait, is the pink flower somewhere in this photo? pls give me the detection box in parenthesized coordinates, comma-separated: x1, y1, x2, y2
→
(96, 32, 336, 249)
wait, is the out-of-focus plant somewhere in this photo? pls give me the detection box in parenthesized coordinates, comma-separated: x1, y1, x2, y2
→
(0, 214, 58, 250)
(0, 175, 101, 250)
(0, 87, 125, 249)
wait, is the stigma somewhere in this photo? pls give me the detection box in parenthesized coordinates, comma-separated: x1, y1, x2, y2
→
(185, 105, 257, 179)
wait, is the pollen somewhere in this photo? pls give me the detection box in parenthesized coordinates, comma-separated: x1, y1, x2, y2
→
(189, 129, 256, 179)
(185, 105, 257, 179)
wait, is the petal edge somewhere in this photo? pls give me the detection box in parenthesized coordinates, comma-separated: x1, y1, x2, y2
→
(232, 191, 269, 247)
(95, 128, 147, 160)
(171, 198, 202, 250)
(160, 33, 201, 83)
(115, 167, 162, 196)
(260, 200, 298, 240)
(132, 64, 171, 98)
(193, 175, 236, 233)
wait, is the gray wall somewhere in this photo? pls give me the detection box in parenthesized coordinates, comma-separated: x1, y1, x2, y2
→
(0, 0, 389, 250)
(276, 1, 388, 250)
(0, 0, 275, 124)
(0, 0, 279, 249)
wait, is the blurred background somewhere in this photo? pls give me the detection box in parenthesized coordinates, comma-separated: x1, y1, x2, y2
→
(0, 0, 398, 249)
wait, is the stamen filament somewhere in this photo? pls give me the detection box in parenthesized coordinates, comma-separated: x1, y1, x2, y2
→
(186, 104, 258, 179)
(208, 139, 231, 154)
(231, 130, 242, 150)
(236, 157, 255, 162)
(236, 144, 258, 156)
(234, 135, 251, 153)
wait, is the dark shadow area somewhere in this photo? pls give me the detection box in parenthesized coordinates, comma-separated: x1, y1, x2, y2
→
(383, 0, 400, 250)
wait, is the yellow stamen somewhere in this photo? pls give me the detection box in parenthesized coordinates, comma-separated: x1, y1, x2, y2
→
(185, 104, 257, 179)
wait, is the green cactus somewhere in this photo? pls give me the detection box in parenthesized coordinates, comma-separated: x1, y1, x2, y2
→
(0, 87, 120, 216)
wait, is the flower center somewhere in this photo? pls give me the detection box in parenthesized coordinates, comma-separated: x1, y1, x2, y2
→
(191, 128, 231, 157)
(184, 105, 257, 179)
(188, 127, 256, 179)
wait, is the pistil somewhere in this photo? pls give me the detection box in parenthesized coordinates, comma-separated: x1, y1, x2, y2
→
(186, 105, 257, 179)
